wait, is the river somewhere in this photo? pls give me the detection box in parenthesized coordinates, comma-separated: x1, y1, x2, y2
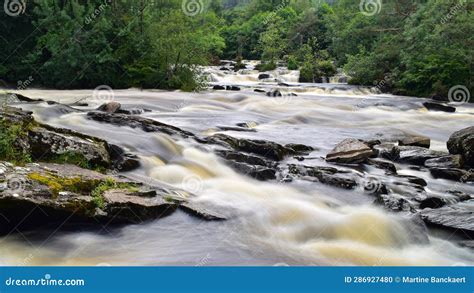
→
(1, 64, 473, 266)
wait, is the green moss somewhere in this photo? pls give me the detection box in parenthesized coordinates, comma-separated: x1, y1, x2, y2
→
(28, 172, 140, 209)
(0, 118, 32, 165)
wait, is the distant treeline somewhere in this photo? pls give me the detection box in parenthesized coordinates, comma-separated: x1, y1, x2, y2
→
(0, 0, 472, 99)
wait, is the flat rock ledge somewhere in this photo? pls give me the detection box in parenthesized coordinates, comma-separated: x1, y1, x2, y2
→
(0, 162, 225, 235)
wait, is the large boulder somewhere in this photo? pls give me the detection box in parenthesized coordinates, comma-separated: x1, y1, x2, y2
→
(447, 126, 474, 167)
(326, 138, 373, 164)
(0, 162, 224, 234)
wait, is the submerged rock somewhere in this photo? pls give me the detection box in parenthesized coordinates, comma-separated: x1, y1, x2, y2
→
(213, 85, 226, 90)
(447, 126, 474, 167)
(326, 138, 373, 164)
(423, 102, 456, 113)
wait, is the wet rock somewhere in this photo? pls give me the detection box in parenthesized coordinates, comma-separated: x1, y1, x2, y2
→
(215, 150, 275, 168)
(254, 89, 266, 93)
(226, 161, 276, 181)
(394, 175, 427, 187)
(266, 89, 282, 97)
(258, 73, 271, 80)
(179, 202, 227, 221)
(419, 197, 446, 209)
(97, 101, 121, 114)
(87, 111, 195, 138)
(288, 164, 358, 189)
(216, 125, 256, 132)
(226, 85, 241, 91)
(424, 155, 463, 169)
(209, 134, 292, 161)
(108, 144, 141, 172)
(326, 138, 374, 164)
(447, 126, 474, 167)
(374, 194, 416, 213)
(213, 85, 226, 90)
(429, 168, 474, 182)
(285, 143, 314, 155)
(367, 158, 397, 174)
(364, 139, 382, 148)
(420, 200, 474, 237)
(0, 162, 222, 234)
(373, 143, 400, 161)
(423, 101, 456, 113)
(398, 135, 430, 148)
(398, 146, 447, 165)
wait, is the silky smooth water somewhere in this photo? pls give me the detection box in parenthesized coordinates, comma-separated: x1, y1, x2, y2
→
(1, 67, 473, 266)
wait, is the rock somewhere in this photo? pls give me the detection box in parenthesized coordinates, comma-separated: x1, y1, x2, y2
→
(285, 143, 314, 154)
(208, 134, 292, 161)
(398, 146, 447, 165)
(0, 162, 223, 234)
(394, 175, 427, 187)
(87, 111, 195, 138)
(226, 86, 241, 91)
(28, 125, 111, 167)
(1, 92, 43, 103)
(429, 168, 474, 182)
(447, 126, 474, 167)
(216, 126, 256, 132)
(364, 139, 382, 148)
(258, 73, 271, 80)
(367, 158, 397, 174)
(374, 194, 416, 213)
(1, 107, 112, 168)
(419, 197, 446, 209)
(398, 135, 430, 148)
(213, 85, 225, 90)
(424, 155, 463, 169)
(266, 89, 282, 97)
(219, 67, 230, 71)
(215, 150, 275, 167)
(288, 164, 358, 189)
(227, 161, 276, 181)
(420, 200, 474, 238)
(326, 138, 373, 164)
(373, 143, 400, 161)
(423, 101, 456, 113)
(254, 89, 266, 93)
(97, 102, 121, 114)
(108, 144, 141, 172)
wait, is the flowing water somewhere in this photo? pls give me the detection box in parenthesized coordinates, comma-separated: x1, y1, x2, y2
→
(1, 65, 473, 266)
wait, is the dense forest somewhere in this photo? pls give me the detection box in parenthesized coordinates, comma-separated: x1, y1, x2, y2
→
(0, 0, 472, 99)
